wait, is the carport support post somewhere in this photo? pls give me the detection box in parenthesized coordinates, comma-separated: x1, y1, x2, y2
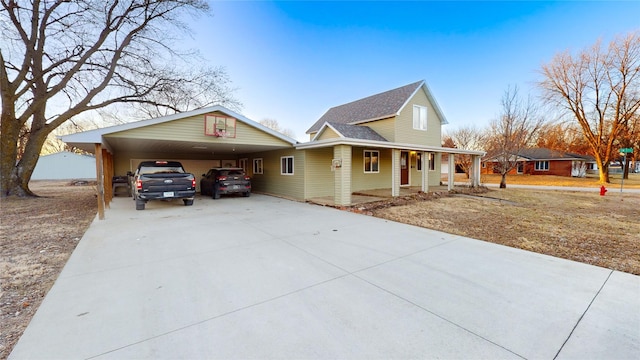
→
(333, 145, 352, 207)
(448, 153, 455, 191)
(94, 143, 105, 220)
(421, 151, 428, 193)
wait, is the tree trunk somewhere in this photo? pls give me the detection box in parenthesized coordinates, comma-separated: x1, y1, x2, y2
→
(623, 156, 630, 180)
(598, 162, 610, 184)
(1, 119, 49, 197)
(500, 173, 507, 188)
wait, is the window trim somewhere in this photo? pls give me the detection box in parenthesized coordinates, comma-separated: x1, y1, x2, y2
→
(413, 105, 428, 131)
(428, 153, 436, 171)
(535, 160, 550, 171)
(253, 158, 263, 175)
(280, 156, 294, 175)
(363, 150, 380, 173)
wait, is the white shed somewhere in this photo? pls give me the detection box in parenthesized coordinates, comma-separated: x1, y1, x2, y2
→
(31, 151, 96, 180)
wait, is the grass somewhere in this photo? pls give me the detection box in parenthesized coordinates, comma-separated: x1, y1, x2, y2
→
(455, 173, 640, 189)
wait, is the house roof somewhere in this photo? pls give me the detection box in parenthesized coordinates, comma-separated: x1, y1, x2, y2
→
(306, 80, 448, 134)
(484, 148, 595, 162)
(518, 148, 594, 161)
(313, 122, 388, 142)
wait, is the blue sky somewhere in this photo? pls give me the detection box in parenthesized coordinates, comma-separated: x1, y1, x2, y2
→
(188, 1, 640, 141)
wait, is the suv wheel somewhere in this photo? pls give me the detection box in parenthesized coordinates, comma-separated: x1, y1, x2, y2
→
(243, 191, 250, 197)
(213, 185, 221, 199)
(183, 199, 194, 206)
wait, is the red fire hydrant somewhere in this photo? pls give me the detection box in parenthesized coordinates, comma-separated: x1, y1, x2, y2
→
(599, 185, 607, 196)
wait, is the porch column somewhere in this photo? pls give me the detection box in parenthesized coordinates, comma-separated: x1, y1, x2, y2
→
(391, 149, 401, 197)
(94, 143, 105, 220)
(333, 145, 352, 206)
(448, 153, 455, 191)
(421, 151, 428, 193)
(472, 155, 482, 187)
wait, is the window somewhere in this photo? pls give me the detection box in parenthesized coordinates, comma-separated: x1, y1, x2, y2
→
(204, 114, 236, 138)
(281, 156, 294, 175)
(417, 153, 422, 171)
(239, 158, 248, 173)
(429, 153, 435, 171)
(535, 161, 549, 171)
(364, 150, 379, 173)
(413, 105, 428, 131)
(252, 158, 263, 174)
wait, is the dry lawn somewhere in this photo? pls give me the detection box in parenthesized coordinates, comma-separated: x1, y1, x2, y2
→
(367, 187, 640, 275)
(0, 181, 96, 359)
(479, 172, 640, 188)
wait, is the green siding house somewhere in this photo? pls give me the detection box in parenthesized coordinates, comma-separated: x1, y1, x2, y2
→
(62, 80, 485, 217)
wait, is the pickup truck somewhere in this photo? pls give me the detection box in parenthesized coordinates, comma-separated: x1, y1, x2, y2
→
(131, 161, 196, 210)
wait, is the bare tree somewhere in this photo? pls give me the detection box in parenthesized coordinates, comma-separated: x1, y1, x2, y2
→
(487, 85, 544, 188)
(535, 122, 591, 154)
(444, 125, 485, 178)
(539, 32, 640, 183)
(1, 0, 240, 197)
(259, 118, 296, 139)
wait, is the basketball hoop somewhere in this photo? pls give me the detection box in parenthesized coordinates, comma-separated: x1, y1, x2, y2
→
(214, 130, 227, 138)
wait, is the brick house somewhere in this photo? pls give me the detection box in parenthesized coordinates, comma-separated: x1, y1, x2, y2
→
(482, 148, 597, 177)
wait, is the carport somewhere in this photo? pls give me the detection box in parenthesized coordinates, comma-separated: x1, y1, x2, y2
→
(61, 106, 298, 219)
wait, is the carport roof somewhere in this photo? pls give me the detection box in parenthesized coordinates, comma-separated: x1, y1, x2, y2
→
(60, 106, 298, 154)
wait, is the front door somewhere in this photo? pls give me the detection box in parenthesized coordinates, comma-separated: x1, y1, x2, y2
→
(401, 151, 409, 186)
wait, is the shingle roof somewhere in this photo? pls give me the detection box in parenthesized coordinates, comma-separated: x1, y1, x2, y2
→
(306, 81, 424, 134)
(325, 122, 388, 142)
(518, 148, 593, 160)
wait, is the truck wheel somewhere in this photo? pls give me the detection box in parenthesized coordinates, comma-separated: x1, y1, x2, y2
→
(243, 191, 250, 197)
(184, 199, 194, 206)
(135, 199, 146, 210)
(213, 186, 221, 199)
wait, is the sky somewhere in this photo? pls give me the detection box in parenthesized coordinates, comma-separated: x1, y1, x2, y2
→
(186, 1, 640, 142)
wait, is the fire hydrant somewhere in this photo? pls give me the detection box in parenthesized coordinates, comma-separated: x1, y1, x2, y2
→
(599, 185, 607, 196)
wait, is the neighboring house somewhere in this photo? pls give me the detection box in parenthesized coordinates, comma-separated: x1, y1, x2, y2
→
(31, 151, 96, 180)
(61, 80, 484, 214)
(481, 148, 597, 177)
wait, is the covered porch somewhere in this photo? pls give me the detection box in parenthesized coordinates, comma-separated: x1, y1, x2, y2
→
(298, 139, 485, 207)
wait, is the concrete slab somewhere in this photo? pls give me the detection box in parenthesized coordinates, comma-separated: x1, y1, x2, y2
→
(556, 271, 640, 359)
(9, 194, 640, 359)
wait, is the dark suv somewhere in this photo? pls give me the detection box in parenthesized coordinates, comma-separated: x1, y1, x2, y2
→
(200, 168, 251, 199)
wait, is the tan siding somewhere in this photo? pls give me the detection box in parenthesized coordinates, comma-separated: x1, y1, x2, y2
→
(304, 148, 335, 198)
(316, 127, 341, 140)
(394, 88, 443, 146)
(409, 152, 423, 187)
(364, 118, 395, 142)
(106, 111, 292, 147)
(333, 145, 352, 205)
(428, 153, 442, 186)
(247, 149, 305, 201)
(351, 147, 393, 191)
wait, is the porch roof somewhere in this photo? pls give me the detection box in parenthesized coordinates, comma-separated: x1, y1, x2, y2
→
(295, 137, 486, 156)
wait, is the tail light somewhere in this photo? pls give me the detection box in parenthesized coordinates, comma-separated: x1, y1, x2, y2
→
(191, 178, 196, 189)
(216, 175, 227, 181)
(136, 179, 142, 190)
(244, 176, 250, 181)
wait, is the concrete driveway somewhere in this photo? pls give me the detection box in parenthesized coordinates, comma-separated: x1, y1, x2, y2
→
(10, 194, 640, 359)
